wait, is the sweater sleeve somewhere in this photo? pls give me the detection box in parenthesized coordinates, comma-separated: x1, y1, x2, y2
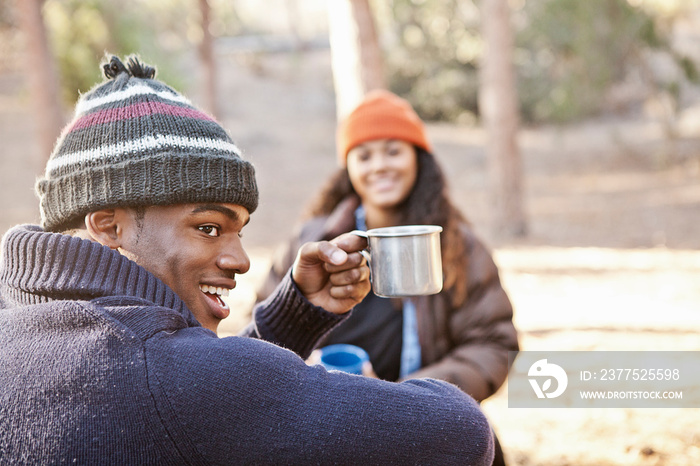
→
(146, 330, 495, 465)
(255, 218, 323, 304)
(239, 271, 347, 360)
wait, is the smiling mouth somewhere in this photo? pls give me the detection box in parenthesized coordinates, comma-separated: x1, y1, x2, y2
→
(198, 284, 233, 321)
(369, 177, 398, 191)
(199, 284, 231, 298)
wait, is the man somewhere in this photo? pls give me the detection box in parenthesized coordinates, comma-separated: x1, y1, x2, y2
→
(0, 55, 494, 464)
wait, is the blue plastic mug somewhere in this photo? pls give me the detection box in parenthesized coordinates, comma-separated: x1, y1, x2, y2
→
(319, 344, 370, 375)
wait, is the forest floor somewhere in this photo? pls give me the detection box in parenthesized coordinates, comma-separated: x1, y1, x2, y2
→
(2, 46, 699, 465)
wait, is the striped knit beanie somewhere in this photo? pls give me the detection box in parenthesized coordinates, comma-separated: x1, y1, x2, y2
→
(36, 55, 258, 232)
(336, 89, 432, 166)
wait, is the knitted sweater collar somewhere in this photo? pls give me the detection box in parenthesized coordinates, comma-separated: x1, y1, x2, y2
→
(0, 224, 200, 327)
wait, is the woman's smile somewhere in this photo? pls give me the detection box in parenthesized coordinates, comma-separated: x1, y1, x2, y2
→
(347, 139, 418, 213)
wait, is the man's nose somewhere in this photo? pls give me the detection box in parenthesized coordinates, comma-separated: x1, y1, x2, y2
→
(216, 241, 250, 274)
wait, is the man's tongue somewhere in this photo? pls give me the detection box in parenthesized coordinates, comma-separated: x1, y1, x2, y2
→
(203, 291, 230, 320)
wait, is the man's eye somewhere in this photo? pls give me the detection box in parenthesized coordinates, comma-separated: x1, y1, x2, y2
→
(198, 225, 220, 237)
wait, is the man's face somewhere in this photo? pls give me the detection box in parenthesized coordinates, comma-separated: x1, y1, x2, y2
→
(118, 203, 251, 333)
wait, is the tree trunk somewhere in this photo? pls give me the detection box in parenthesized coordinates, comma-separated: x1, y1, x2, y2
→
(15, 0, 64, 162)
(286, 0, 304, 51)
(350, 0, 385, 93)
(327, 0, 385, 120)
(479, 0, 527, 238)
(198, 0, 219, 119)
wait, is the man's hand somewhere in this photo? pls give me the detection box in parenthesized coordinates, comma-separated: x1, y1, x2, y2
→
(292, 232, 370, 315)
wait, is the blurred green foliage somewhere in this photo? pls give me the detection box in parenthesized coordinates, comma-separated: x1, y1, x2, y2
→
(381, 0, 699, 124)
(516, 0, 662, 122)
(382, 0, 482, 124)
(42, 0, 247, 106)
(43, 0, 197, 105)
(38, 0, 699, 124)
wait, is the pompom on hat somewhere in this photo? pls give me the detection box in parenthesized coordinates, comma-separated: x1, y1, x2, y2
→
(36, 55, 258, 232)
(336, 89, 432, 166)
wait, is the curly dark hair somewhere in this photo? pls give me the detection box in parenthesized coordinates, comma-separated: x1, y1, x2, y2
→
(303, 148, 470, 307)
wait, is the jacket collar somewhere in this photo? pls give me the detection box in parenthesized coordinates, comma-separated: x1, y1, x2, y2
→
(0, 224, 199, 327)
(322, 196, 361, 240)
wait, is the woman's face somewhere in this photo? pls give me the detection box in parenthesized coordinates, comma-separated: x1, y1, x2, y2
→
(346, 139, 418, 212)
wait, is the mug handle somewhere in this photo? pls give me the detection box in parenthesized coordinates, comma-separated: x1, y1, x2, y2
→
(349, 230, 371, 264)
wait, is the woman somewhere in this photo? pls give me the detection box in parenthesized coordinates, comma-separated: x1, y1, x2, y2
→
(258, 90, 518, 403)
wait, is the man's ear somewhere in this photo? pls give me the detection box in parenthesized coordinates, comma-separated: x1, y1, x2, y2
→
(84, 209, 127, 249)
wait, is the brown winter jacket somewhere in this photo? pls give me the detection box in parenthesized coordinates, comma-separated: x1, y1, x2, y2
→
(257, 197, 519, 402)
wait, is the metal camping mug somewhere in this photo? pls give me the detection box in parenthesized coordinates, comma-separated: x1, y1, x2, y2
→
(351, 225, 443, 297)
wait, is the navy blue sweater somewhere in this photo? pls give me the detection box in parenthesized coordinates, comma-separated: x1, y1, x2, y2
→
(0, 225, 494, 465)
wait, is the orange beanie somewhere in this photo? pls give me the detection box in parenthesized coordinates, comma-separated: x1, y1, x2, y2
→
(337, 90, 432, 166)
